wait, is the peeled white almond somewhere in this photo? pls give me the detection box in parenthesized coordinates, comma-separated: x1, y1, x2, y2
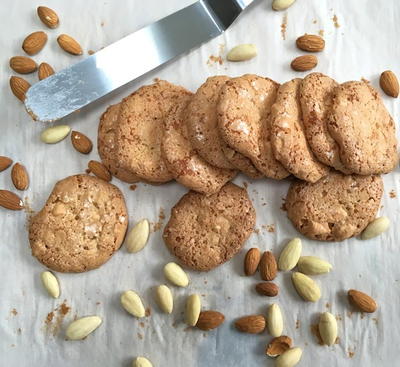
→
(164, 262, 189, 287)
(155, 285, 173, 314)
(65, 316, 102, 340)
(40, 271, 60, 298)
(40, 125, 71, 144)
(121, 290, 145, 318)
(125, 219, 150, 253)
(267, 303, 283, 337)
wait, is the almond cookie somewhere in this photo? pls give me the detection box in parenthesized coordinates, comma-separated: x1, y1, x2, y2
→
(328, 81, 398, 175)
(271, 78, 329, 183)
(98, 103, 140, 183)
(162, 94, 236, 195)
(186, 76, 235, 169)
(300, 73, 348, 173)
(218, 74, 289, 179)
(115, 80, 191, 183)
(29, 175, 128, 272)
(286, 172, 383, 241)
(163, 183, 256, 271)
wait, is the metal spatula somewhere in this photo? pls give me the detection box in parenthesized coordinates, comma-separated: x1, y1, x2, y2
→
(25, 0, 256, 122)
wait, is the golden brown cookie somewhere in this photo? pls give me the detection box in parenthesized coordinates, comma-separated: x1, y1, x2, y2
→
(162, 94, 236, 195)
(217, 74, 289, 179)
(29, 175, 128, 272)
(300, 73, 348, 173)
(286, 172, 383, 241)
(186, 76, 235, 169)
(98, 103, 140, 183)
(163, 183, 256, 271)
(115, 80, 191, 183)
(271, 78, 330, 183)
(328, 81, 398, 175)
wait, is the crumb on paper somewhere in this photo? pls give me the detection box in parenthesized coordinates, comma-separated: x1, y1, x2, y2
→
(96, 302, 101, 305)
(152, 207, 165, 232)
(310, 324, 323, 345)
(227, 296, 231, 300)
(145, 307, 151, 317)
(201, 294, 206, 298)
(204, 279, 208, 285)
(281, 13, 288, 40)
(242, 182, 248, 189)
(360, 313, 365, 319)
(101, 21, 105, 27)
(372, 317, 378, 325)
(139, 322, 145, 328)
(332, 14, 340, 28)
(313, 19, 317, 24)
(44, 300, 70, 336)
(325, 302, 331, 309)
(348, 347, 355, 358)
(262, 224, 275, 233)
(183, 326, 191, 332)
(88, 50, 95, 55)
(280, 199, 287, 211)
(254, 228, 260, 235)
(346, 311, 353, 318)
(10, 344, 15, 348)
(318, 29, 324, 37)
(336, 314, 342, 321)
(389, 190, 396, 198)
(137, 332, 143, 340)
(153, 77, 161, 83)
(10, 308, 18, 316)
(361, 77, 370, 84)
(296, 319, 300, 329)
(335, 337, 340, 344)
(207, 55, 223, 66)
(17, 328, 22, 334)
(129, 184, 137, 191)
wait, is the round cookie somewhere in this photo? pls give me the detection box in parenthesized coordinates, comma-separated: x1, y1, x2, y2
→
(29, 174, 128, 273)
(115, 80, 191, 183)
(98, 103, 141, 183)
(217, 74, 289, 179)
(163, 182, 256, 271)
(300, 73, 348, 173)
(286, 172, 383, 241)
(328, 81, 398, 175)
(271, 78, 330, 183)
(162, 94, 236, 195)
(186, 76, 235, 169)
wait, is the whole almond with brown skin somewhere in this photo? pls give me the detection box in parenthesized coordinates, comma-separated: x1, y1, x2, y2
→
(255, 282, 279, 297)
(196, 311, 225, 331)
(71, 131, 93, 154)
(266, 335, 293, 357)
(10, 76, 31, 102)
(37, 6, 59, 28)
(235, 315, 266, 334)
(380, 70, 399, 98)
(296, 34, 325, 52)
(57, 34, 83, 55)
(9, 56, 37, 74)
(88, 160, 111, 182)
(348, 289, 377, 313)
(259, 251, 277, 281)
(244, 248, 261, 276)
(38, 62, 55, 81)
(11, 163, 29, 190)
(0, 156, 13, 172)
(0, 190, 24, 210)
(291, 55, 318, 71)
(22, 31, 48, 55)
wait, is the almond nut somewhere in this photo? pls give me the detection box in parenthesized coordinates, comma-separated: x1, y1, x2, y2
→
(88, 160, 111, 182)
(9, 56, 37, 74)
(255, 282, 279, 297)
(227, 44, 257, 62)
(155, 285, 173, 314)
(291, 55, 318, 71)
(10, 76, 31, 101)
(278, 238, 302, 271)
(40, 125, 71, 144)
(276, 347, 303, 367)
(164, 262, 189, 287)
(22, 31, 48, 55)
(296, 34, 325, 52)
(260, 251, 278, 280)
(133, 357, 153, 367)
(185, 294, 201, 326)
(38, 62, 55, 80)
(267, 304, 283, 337)
(0, 190, 24, 210)
(40, 271, 60, 298)
(266, 335, 292, 357)
(235, 315, 266, 334)
(318, 312, 337, 346)
(71, 131, 93, 154)
(11, 163, 29, 191)
(244, 247, 261, 276)
(272, 0, 296, 11)
(0, 156, 13, 172)
(291, 272, 321, 302)
(297, 256, 332, 275)
(37, 6, 59, 28)
(57, 34, 83, 55)
(125, 219, 150, 253)
(196, 311, 225, 331)
(360, 216, 390, 240)
(380, 70, 399, 98)
(65, 316, 102, 340)
(347, 289, 377, 313)
(121, 290, 145, 318)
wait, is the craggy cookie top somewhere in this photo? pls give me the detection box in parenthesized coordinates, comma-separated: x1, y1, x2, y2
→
(29, 175, 128, 273)
(328, 81, 398, 175)
(271, 78, 330, 183)
(163, 183, 256, 271)
(115, 80, 191, 183)
(300, 73, 348, 173)
(186, 76, 234, 169)
(286, 172, 383, 241)
(98, 103, 140, 183)
(162, 94, 236, 195)
(217, 74, 289, 179)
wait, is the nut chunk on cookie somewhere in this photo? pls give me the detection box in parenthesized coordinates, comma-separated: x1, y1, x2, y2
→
(285, 172, 383, 241)
(29, 175, 128, 272)
(163, 183, 256, 271)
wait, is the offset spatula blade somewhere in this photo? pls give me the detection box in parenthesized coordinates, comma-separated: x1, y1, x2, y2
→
(25, 0, 254, 122)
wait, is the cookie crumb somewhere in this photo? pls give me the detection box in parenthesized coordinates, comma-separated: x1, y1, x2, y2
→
(312, 19, 317, 24)
(101, 21, 105, 26)
(389, 190, 396, 198)
(145, 307, 151, 317)
(152, 207, 165, 232)
(348, 347, 355, 358)
(310, 324, 323, 345)
(96, 302, 101, 305)
(207, 55, 223, 66)
(295, 319, 300, 329)
(10, 308, 18, 316)
(10, 344, 15, 348)
(325, 302, 331, 309)
(46, 312, 54, 323)
(137, 332, 143, 340)
(372, 317, 378, 325)
(254, 228, 260, 234)
(346, 311, 353, 318)
(44, 300, 70, 336)
(88, 50, 95, 55)
(129, 184, 137, 191)
(17, 328, 22, 334)
(281, 13, 288, 40)
(332, 14, 340, 28)
(139, 322, 145, 328)
(280, 199, 287, 211)
(318, 29, 324, 37)
(335, 314, 342, 321)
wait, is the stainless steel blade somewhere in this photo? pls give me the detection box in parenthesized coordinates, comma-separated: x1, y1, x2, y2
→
(25, 0, 255, 122)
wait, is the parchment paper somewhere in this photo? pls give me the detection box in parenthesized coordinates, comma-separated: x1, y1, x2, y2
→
(1, 0, 400, 366)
